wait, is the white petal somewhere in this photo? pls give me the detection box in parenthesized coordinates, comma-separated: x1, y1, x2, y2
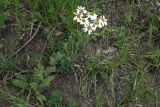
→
(73, 17, 77, 21)
(98, 25, 102, 28)
(90, 23, 94, 26)
(101, 22, 105, 26)
(77, 19, 81, 22)
(84, 28, 88, 32)
(76, 10, 80, 14)
(92, 27, 96, 31)
(85, 21, 89, 25)
(88, 30, 91, 35)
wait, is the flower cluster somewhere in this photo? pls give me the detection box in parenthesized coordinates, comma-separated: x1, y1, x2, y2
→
(73, 6, 108, 35)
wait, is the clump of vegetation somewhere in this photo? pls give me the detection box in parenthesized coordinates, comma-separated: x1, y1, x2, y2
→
(11, 65, 52, 106)
(47, 90, 63, 107)
(66, 97, 81, 107)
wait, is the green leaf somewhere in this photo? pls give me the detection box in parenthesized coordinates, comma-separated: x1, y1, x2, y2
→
(55, 52, 74, 75)
(36, 94, 47, 105)
(0, 0, 9, 8)
(12, 79, 27, 89)
(0, 13, 7, 28)
(33, 65, 45, 81)
(114, 26, 128, 47)
(66, 97, 80, 107)
(0, 44, 3, 49)
(30, 82, 38, 91)
(40, 76, 52, 88)
(46, 90, 62, 107)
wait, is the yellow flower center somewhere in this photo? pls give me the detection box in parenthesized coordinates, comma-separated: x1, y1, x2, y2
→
(102, 18, 106, 22)
(80, 9, 84, 13)
(77, 14, 80, 18)
(95, 20, 99, 25)
(87, 25, 92, 30)
(82, 18, 86, 23)
(90, 12, 95, 16)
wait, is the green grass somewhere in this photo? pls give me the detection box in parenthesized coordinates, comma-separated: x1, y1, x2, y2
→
(0, 0, 160, 107)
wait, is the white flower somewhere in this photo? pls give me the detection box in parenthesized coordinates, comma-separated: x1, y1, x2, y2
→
(76, 6, 87, 14)
(73, 11, 83, 22)
(100, 16, 107, 26)
(94, 18, 103, 28)
(83, 23, 96, 35)
(79, 18, 89, 25)
(73, 6, 108, 34)
(87, 12, 97, 20)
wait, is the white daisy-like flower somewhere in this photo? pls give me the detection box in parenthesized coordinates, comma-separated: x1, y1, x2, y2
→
(87, 12, 97, 20)
(76, 6, 87, 14)
(79, 18, 89, 25)
(83, 23, 96, 35)
(94, 18, 103, 28)
(73, 6, 108, 34)
(73, 11, 83, 22)
(100, 16, 107, 26)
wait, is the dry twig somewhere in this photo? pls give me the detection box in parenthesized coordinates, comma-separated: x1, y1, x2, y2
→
(7, 23, 41, 59)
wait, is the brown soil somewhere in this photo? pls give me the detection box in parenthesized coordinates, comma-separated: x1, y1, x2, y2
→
(43, 75, 95, 107)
